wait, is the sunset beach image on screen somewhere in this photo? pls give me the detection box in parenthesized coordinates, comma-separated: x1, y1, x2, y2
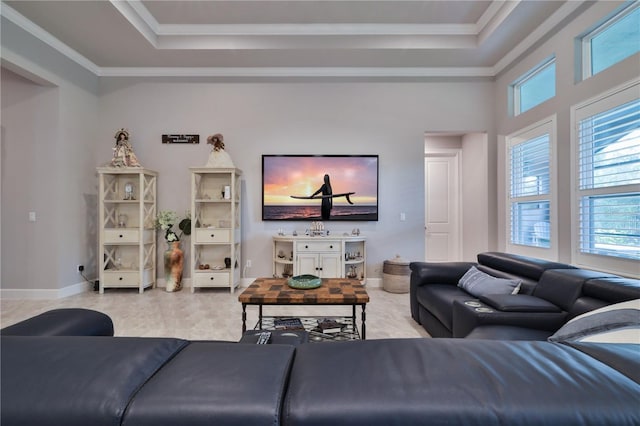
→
(262, 155, 378, 221)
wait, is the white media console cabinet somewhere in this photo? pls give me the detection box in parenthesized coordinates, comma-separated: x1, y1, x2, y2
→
(272, 235, 366, 284)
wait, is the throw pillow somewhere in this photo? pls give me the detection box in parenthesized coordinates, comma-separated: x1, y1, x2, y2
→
(548, 299, 640, 344)
(457, 266, 522, 298)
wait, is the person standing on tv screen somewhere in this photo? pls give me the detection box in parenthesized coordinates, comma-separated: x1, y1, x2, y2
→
(312, 174, 333, 220)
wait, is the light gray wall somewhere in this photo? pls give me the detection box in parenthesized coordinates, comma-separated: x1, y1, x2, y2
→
(425, 135, 462, 150)
(96, 79, 494, 280)
(1, 68, 98, 293)
(494, 0, 640, 264)
(1, 16, 99, 295)
(462, 133, 490, 261)
(1, 69, 59, 290)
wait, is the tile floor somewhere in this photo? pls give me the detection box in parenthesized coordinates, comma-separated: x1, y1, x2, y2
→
(1, 285, 430, 341)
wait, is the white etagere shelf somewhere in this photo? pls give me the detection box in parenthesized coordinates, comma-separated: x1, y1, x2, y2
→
(97, 167, 157, 294)
(190, 167, 242, 293)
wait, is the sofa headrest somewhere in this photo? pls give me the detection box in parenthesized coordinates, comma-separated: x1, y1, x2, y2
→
(477, 252, 575, 281)
(583, 276, 640, 303)
(123, 342, 296, 426)
(1, 336, 188, 426)
(534, 269, 609, 310)
(565, 341, 640, 385)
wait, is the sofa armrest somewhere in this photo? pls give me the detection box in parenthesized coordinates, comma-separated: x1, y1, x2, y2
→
(452, 299, 568, 338)
(0, 309, 114, 337)
(410, 262, 476, 287)
(409, 261, 476, 322)
(478, 294, 562, 313)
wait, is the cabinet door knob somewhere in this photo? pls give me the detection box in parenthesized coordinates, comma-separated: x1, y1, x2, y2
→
(210, 277, 214, 280)
(119, 277, 123, 281)
(305, 245, 309, 249)
(329, 245, 333, 249)
(210, 233, 215, 238)
(119, 234, 123, 238)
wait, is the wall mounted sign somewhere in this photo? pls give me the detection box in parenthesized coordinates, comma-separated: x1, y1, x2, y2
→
(162, 134, 199, 144)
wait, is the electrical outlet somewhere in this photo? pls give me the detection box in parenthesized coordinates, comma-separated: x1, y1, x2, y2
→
(77, 265, 84, 273)
(246, 259, 252, 268)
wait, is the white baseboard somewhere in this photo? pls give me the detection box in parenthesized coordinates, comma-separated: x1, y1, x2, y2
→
(0, 280, 93, 300)
(366, 277, 382, 288)
(1, 277, 382, 299)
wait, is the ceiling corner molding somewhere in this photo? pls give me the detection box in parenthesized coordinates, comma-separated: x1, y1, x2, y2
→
(155, 23, 479, 37)
(1, 2, 101, 75)
(98, 66, 495, 79)
(493, 0, 586, 76)
(0, 47, 57, 86)
(109, 0, 158, 47)
(477, 0, 521, 45)
(476, 1, 509, 33)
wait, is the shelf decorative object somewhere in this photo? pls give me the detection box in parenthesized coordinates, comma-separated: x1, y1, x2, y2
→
(155, 210, 191, 292)
(287, 274, 322, 289)
(164, 241, 184, 292)
(110, 129, 142, 168)
(205, 134, 235, 168)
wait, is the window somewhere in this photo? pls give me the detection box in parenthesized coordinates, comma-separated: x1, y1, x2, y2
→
(506, 117, 556, 258)
(511, 57, 556, 115)
(580, 2, 640, 79)
(573, 80, 640, 276)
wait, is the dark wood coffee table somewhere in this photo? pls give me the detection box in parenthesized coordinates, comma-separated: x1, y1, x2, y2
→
(238, 277, 370, 339)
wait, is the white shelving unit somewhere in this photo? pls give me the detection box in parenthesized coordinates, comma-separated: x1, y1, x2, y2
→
(190, 168, 242, 293)
(272, 235, 366, 283)
(97, 167, 157, 294)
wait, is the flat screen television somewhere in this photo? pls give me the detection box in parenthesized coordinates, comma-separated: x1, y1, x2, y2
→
(262, 155, 379, 221)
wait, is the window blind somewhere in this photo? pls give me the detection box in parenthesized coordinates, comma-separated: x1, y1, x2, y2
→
(509, 131, 551, 248)
(510, 134, 550, 197)
(579, 193, 640, 260)
(510, 201, 551, 248)
(578, 99, 640, 189)
(577, 97, 640, 261)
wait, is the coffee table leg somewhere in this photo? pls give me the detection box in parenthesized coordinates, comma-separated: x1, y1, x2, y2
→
(361, 304, 366, 340)
(242, 304, 247, 333)
(258, 305, 263, 329)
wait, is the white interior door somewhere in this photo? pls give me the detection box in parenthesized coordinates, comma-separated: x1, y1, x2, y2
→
(425, 152, 461, 262)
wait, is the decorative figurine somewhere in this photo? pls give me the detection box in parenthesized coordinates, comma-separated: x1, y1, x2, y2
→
(205, 133, 235, 168)
(124, 182, 135, 200)
(111, 128, 142, 168)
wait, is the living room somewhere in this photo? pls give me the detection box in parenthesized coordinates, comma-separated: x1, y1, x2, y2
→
(1, 2, 638, 299)
(2, 2, 639, 424)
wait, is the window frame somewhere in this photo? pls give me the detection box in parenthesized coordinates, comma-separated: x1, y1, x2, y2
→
(510, 56, 556, 116)
(579, 2, 640, 80)
(505, 116, 558, 259)
(571, 78, 640, 278)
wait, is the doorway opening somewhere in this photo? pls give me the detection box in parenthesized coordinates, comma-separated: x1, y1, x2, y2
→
(424, 132, 489, 262)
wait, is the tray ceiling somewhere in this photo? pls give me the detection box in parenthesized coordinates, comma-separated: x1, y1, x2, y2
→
(1, 0, 587, 78)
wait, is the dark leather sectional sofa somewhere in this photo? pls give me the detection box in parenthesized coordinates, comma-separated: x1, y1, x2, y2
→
(2, 253, 639, 425)
(410, 251, 640, 339)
